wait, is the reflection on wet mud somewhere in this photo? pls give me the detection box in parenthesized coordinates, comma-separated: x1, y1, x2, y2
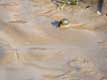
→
(0, 39, 16, 64)
(8, 20, 27, 24)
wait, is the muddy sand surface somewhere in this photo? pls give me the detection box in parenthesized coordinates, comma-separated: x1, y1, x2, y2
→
(0, 0, 107, 80)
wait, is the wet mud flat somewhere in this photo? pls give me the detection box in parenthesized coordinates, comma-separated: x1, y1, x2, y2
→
(0, 0, 107, 80)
